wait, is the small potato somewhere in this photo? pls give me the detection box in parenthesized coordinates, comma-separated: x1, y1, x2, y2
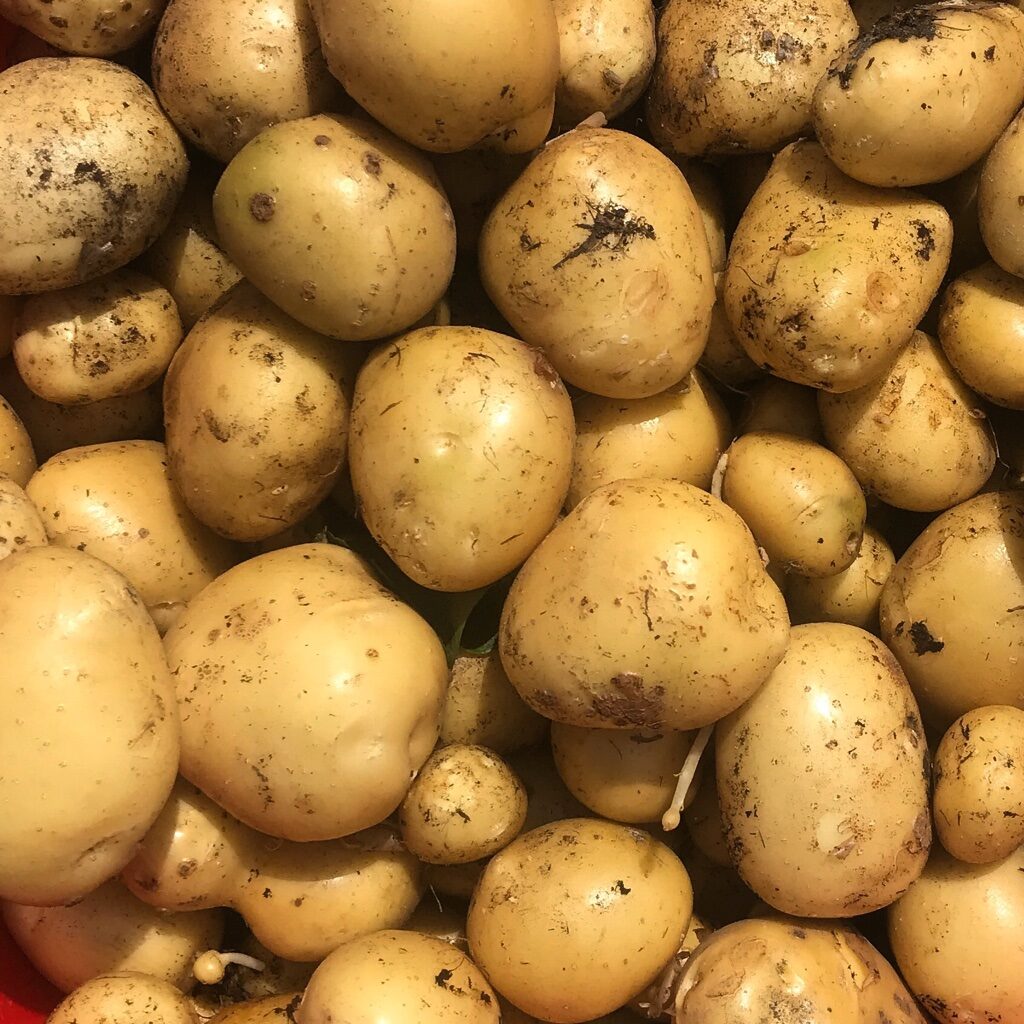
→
(567, 370, 732, 509)
(938, 262, 1024, 409)
(213, 115, 455, 341)
(682, 163, 728, 274)
(399, 744, 527, 865)
(812, 2, 1024, 187)
(0, 393, 36, 486)
(349, 326, 575, 591)
(506, 745, 588, 831)
(26, 441, 240, 632)
(0, 1, 168, 55)
(164, 283, 356, 542)
(550, 724, 699, 824)
(737, 377, 823, 443)
(0, 476, 46, 563)
(14, 270, 183, 406)
(979, 108, 1024, 277)
(48, 973, 197, 1024)
(469, 820, 692, 1023)
(888, 846, 1024, 1024)
(721, 431, 866, 577)
(698, 284, 765, 389)
(819, 332, 995, 512)
(553, 0, 656, 126)
(723, 142, 951, 393)
(0, 59, 188, 294)
(933, 705, 1024, 863)
(2, 879, 224, 993)
(786, 524, 895, 630)
(479, 127, 715, 400)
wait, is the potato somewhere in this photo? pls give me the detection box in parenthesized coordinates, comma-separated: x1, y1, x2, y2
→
(979, 107, 1024, 277)
(812, 2, 1024, 187)
(721, 431, 866, 577)
(819, 332, 995, 512)
(646, 0, 858, 157)
(213, 115, 455, 341)
(0, 393, 36, 486)
(0, 546, 178, 905)
(552, 0, 656, 126)
(164, 283, 355, 542)
(405, 900, 469, 951)
(49, 973, 197, 1024)
(0, 0, 167, 55)
(13, 270, 182, 406)
(164, 543, 448, 841)
(467, 819, 692, 1023)
(440, 651, 549, 754)
(698, 283, 765, 389)
(307, 0, 558, 154)
(26, 441, 240, 632)
(399, 744, 527, 865)
(629, 913, 712, 1021)
(0, 59, 187, 294)
(550, 724, 699, 824)
(567, 370, 732, 509)
(500, 479, 790, 731)
(506, 745, 589, 831)
(737, 377, 823, 443)
(208, 995, 302, 1024)
(932, 705, 1024, 863)
(683, 764, 731, 867)
(2, 879, 224, 994)
(926, 159, 988, 278)
(786, 524, 895, 630)
(152, 0, 343, 164)
(716, 622, 931, 917)
(682, 163, 728, 274)
(349, 326, 574, 591)
(479, 127, 715, 400)
(0, 476, 46, 563)
(938, 261, 1024, 409)
(723, 142, 951, 393)
(888, 846, 1024, 1024)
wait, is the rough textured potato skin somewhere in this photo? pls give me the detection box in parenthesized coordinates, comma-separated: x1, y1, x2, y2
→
(0, 393, 37, 486)
(0, 0, 168, 56)
(0, 59, 188, 295)
(0, 476, 46, 563)
(48, 974, 197, 1024)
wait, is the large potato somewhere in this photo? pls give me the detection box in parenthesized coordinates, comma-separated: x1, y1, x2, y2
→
(480, 127, 715, 399)
(813, 2, 1024, 186)
(979, 107, 1024, 277)
(0, 546, 179, 905)
(349, 326, 574, 591)
(213, 115, 455, 340)
(164, 544, 449, 841)
(164, 283, 356, 542)
(716, 622, 931, 917)
(0, 476, 46, 563)
(307, 0, 558, 153)
(0, 59, 187, 294)
(499, 479, 790, 731)
(0, 393, 36, 486)
(646, 0, 858, 157)
(0, 0, 167, 55)
(723, 142, 951, 392)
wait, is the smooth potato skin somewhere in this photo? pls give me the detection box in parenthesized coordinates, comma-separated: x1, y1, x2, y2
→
(0, 0, 167, 55)
(0, 394, 36, 486)
(48, 973, 197, 1024)
(979, 108, 1024, 277)
(0, 476, 46, 563)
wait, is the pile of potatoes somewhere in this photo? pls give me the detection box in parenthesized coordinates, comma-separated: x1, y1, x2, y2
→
(2, 1, 1024, 1023)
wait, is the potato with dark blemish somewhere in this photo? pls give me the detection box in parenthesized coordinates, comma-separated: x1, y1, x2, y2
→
(0, 58, 187, 294)
(716, 622, 931, 917)
(0, 476, 46, 563)
(813, 1, 1024, 187)
(646, 0, 858, 158)
(214, 115, 455, 341)
(47, 973, 198, 1024)
(164, 282, 357, 543)
(0, 394, 36, 487)
(722, 141, 951, 393)
(499, 478, 790, 731)
(479, 126, 715, 400)
(819, 332, 995, 512)
(467, 819, 691, 1023)
(207, 994, 303, 1024)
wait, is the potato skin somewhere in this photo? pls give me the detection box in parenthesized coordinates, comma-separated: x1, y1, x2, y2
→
(979, 108, 1024, 277)
(0, 0, 168, 56)
(716, 622, 931, 917)
(0, 476, 46, 563)
(48, 973, 197, 1024)
(0, 394, 36, 487)
(723, 141, 951, 393)
(0, 547, 179, 906)
(0, 59, 188, 294)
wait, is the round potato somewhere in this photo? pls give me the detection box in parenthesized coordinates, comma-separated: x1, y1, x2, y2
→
(716, 622, 931, 917)
(812, 2, 1024, 187)
(721, 431, 866, 577)
(164, 282, 356, 542)
(213, 114, 455, 341)
(500, 478, 790, 731)
(646, 0, 858, 157)
(468, 819, 693, 1023)
(723, 141, 952, 393)
(0, 58, 188, 294)
(938, 261, 1024, 409)
(567, 369, 732, 509)
(0, 0, 167, 55)
(0, 394, 36, 486)
(349, 326, 575, 591)
(479, 127, 715, 400)
(0, 476, 46, 563)
(48, 974, 196, 1024)
(933, 705, 1024, 863)
(165, 543, 448, 841)
(979, 107, 1024, 277)
(737, 377, 823, 443)
(0, 546, 179, 905)
(14, 270, 183, 406)
(819, 332, 995, 512)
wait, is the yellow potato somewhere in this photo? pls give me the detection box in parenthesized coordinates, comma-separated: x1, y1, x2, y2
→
(679, 162, 728, 274)
(979, 107, 1024, 277)
(506, 745, 588, 832)
(683, 764, 731, 867)
(737, 377, 823, 443)
(208, 995, 302, 1024)
(698, 282, 765, 389)
(0, 393, 36, 486)
(0, 476, 46, 563)
(48, 974, 197, 1024)
(0, 0, 167, 55)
